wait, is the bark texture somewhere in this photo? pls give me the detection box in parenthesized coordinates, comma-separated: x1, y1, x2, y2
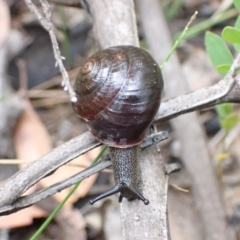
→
(88, 0, 171, 239)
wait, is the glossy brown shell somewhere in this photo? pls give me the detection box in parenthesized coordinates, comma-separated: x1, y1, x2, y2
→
(72, 45, 163, 147)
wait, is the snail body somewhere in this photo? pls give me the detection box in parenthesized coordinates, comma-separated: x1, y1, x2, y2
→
(72, 46, 163, 205)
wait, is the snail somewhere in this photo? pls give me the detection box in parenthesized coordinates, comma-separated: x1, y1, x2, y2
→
(72, 45, 163, 205)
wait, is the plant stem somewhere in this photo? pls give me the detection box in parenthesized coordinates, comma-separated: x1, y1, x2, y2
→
(160, 11, 198, 69)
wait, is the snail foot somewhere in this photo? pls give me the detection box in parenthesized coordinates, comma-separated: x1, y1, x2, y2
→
(89, 183, 149, 205)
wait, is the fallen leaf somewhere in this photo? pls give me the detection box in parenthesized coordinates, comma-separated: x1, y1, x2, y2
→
(0, 100, 99, 229)
(0, 204, 47, 229)
(15, 101, 99, 203)
(39, 147, 100, 204)
(0, 100, 53, 229)
(14, 101, 52, 166)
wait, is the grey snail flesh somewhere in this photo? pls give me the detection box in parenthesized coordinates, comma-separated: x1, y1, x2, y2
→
(72, 45, 163, 205)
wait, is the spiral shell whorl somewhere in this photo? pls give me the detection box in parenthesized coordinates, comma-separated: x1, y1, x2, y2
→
(75, 53, 107, 94)
(73, 46, 163, 147)
(73, 48, 129, 120)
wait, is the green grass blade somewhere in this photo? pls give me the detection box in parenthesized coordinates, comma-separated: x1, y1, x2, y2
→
(160, 11, 198, 69)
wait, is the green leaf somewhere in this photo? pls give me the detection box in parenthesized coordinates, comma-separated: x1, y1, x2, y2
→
(216, 64, 231, 73)
(220, 113, 239, 130)
(216, 103, 234, 119)
(234, 0, 240, 12)
(222, 26, 240, 43)
(205, 31, 233, 76)
(234, 15, 240, 52)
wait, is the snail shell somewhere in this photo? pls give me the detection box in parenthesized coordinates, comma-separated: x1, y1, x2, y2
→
(72, 45, 163, 147)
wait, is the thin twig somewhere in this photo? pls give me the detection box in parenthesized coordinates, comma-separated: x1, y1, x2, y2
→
(27, 89, 66, 98)
(169, 184, 189, 193)
(156, 73, 240, 122)
(0, 131, 100, 207)
(0, 158, 96, 169)
(23, 0, 77, 102)
(0, 131, 166, 212)
(160, 11, 198, 69)
(0, 159, 111, 216)
(0, 159, 32, 164)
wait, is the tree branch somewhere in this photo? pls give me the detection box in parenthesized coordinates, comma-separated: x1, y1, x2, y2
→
(156, 73, 240, 122)
(0, 159, 111, 215)
(0, 131, 100, 207)
(0, 132, 167, 214)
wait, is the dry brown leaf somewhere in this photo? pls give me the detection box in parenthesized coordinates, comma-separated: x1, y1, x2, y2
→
(14, 101, 52, 165)
(1, 100, 99, 229)
(15, 101, 100, 203)
(0, 100, 53, 229)
(15, 100, 99, 202)
(0, 203, 47, 229)
(39, 147, 100, 204)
